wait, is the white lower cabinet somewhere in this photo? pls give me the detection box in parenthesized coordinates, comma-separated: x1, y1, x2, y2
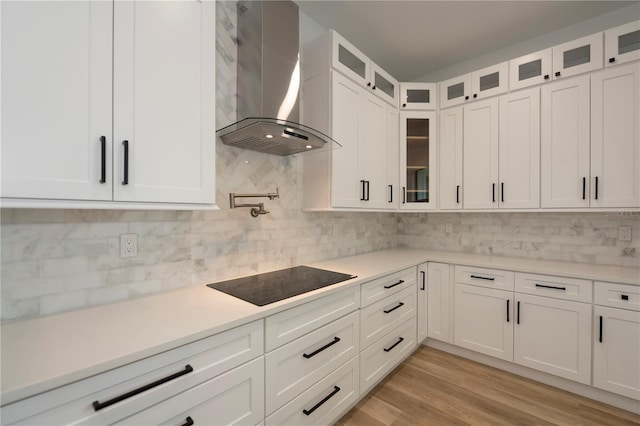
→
(417, 263, 428, 342)
(266, 357, 360, 426)
(118, 357, 264, 426)
(425, 262, 453, 343)
(360, 286, 416, 349)
(593, 282, 640, 401)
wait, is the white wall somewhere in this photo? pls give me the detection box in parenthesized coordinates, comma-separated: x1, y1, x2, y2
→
(417, 3, 640, 82)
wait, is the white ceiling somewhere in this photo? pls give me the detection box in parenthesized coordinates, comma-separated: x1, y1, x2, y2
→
(295, 1, 636, 81)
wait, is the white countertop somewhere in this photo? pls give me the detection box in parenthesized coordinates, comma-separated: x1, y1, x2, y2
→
(1, 249, 638, 405)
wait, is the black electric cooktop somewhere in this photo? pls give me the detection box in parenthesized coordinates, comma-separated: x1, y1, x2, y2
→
(206, 266, 357, 306)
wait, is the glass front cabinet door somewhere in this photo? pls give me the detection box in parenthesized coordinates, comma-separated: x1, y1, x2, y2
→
(552, 32, 603, 79)
(400, 82, 437, 110)
(509, 48, 553, 91)
(605, 21, 640, 67)
(400, 111, 437, 210)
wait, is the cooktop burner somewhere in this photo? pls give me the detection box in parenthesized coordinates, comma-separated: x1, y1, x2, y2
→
(206, 266, 356, 306)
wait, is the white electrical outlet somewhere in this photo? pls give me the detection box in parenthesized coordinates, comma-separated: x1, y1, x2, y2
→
(618, 226, 632, 241)
(120, 233, 138, 258)
(445, 223, 453, 233)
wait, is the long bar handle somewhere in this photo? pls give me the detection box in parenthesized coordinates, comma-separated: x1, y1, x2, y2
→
(506, 299, 510, 323)
(384, 337, 405, 352)
(535, 283, 566, 291)
(384, 302, 404, 314)
(302, 386, 341, 416)
(122, 140, 129, 185)
(181, 417, 194, 426)
(470, 275, 495, 281)
(303, 337, 340, 359)
(420, 271, 426, 291)
(456, 185, 460, 204)
(99, 136, 106, 184)
(384, 280, 404, 289)
(599, 315, 603, 343)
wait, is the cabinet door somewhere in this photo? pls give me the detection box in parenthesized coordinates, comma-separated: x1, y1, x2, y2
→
(399, 111, 437, 210)
(417, 264, 428, 343)
(331, 30, 369, 88)
(514, 294, 592, 384)
(360, 94, 388, 209)
(371, 61, 399, 106)
(454, 283, 513, 361)
(113, 1, 215, 204)
(440, 74, 472, 109)
(591, 63, 640, 208)
(463, 98, 499, 209)
(509, 48, 553, 91)
(427, 263, 453, 344)
(331, 71, 364, 208)
(541, 76, 591, 208)
(593, 306, 640, 400)
(553, 33, 603, 80)
(605, 21, 640, 67)
(439, 107, 464, 209)
(400, 82, 437, 110)
(1, 1, 113, 201)
(498, 87, 540, 209)
(471, 62, 509, 100)
(385, 106, 400, 209)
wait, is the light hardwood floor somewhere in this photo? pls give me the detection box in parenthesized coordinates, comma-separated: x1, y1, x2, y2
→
(336, 346, 640, 425)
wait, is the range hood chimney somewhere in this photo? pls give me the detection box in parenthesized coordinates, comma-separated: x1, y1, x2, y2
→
(216, 0, 339, 156)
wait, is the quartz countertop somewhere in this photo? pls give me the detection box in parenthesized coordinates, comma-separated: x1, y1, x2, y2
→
(1, 249, 638, 405)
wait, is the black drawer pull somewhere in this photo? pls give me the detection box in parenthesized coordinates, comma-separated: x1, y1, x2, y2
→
(595, 176, 599, 200)
(388, 184, 393, 203)
(384, 337, 404, 352)
(501, 182, 504, 202)
(92, 365, 193, 411)
(506, 299, 510, 323)
(517, 301, 520, 324)
(456, 185, 460, 203)
(302, 386, 340, 416)
(99, 136, 106, 184)
(420, 270, 426, 291)
(384, 302, 405, 314)
(360, 180, 366, 201)
(303, 337, 340, 359)
(402, 186, 406, 204)
(582, 177, 586, 200)
(599, 315, 603, 343)
(492, 183, 496, 202)
(182, 417, 194, 426)
(122, 140, 129, 185)
(470, 275, 495, 281)
(535, 283, 566, 291)
(365, 180, 370, 201)
(621, 294, 629, 301)
(384, 279, 404, 289)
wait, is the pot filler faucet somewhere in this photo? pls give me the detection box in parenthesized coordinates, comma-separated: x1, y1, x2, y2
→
(229, 188, 280, 217)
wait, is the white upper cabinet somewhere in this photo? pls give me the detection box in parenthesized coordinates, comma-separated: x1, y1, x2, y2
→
(385, 107, 400, 209)
(591, 63, 640, 208)
(470, 62, 509, 100)
(399, 111, 437, 210)
(438, 107, 464, 210)
(1, 0, 216, 207)
(400, 82, 437, 110)
(331, 31, 398, 106)
(605, 21, 640, 67)
(509, 48, 553, 91)
(552, 33, 603, 80)
(1, 1, 113, 201)
(541, 76, 591, 208)
(439, 74, 472, 109)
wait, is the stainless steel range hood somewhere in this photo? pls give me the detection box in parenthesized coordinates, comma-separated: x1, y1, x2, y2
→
(216, 0, 339, 156)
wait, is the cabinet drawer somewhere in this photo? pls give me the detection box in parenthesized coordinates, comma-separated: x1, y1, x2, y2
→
(360, 267, 416, 307)
(266, 356, 359, 426)
(265, 312, 359, 414)
(2, 320, 264, 425)
(455, 265, 514, 291)
(360, 318, 416, 394)
(265, 286, 360, 352)
(595, 282, 640, 311)
(360, 285, 416, 349)
(117, 357, 264, 426)
(515, 273, 592, 303)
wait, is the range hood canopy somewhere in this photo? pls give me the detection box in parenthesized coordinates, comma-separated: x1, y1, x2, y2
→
(216, 0, 339, 156)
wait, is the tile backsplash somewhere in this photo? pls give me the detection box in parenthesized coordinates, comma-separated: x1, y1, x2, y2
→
(1, 2, 638, 322)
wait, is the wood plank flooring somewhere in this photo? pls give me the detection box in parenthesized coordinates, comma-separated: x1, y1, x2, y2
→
(336, 346, 640, 426)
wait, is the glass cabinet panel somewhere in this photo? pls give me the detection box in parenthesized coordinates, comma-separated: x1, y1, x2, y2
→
(400, 82, 436, 110)
(400, 111, 436, 210)
(374, 70, 395, 99)
(563, 44, 591, 69)
(552, 33, 603, 79)
(519, 59, 542, 81)
(509, 48, 552, 91)
(338, 44, 366, 79)
(605, 21, 640, 66)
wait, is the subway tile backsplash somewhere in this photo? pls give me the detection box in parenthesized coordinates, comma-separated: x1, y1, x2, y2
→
(0, 2, 637, 321)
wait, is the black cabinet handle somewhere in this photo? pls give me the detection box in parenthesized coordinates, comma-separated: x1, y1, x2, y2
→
(99, 136, 106, 184)
(465, 95, 469, 100)
(182, 417, 194, 426)
(599, 315, 603, 343)
(367, 82, 372, 87)
(122, 140, 129, 185)
(93, 365, 193, 411)
(544, 75, 550, 80)
(555, 71, 561, 77)
(372, 85, 376, 90)
(582, 177, 586, 200)
(360, 180, 366, 201)
(402, 187, 406, 204)
(535, 283, 566, 291)
(595, 176, 599, 200)
(456, 185, 460, 204)
(384, 302, 405, 314)
(384, 337, 405, 352)
(384, 279, 404, 289)
(388, 185, 393, 203)
(302, 386, 340, 416)
(506, 299, 510, 323)
(470, 275, 495, 281)
(621, 294, 629, 301)
(609, 57, 616, 63)
(492, 183, 496, 202)
(473, 94, 478, 98)
(501, 182, 504, 202)
(303, 337, 340, 359)
(402, 103, 407, 108)
(365, 180, 370, 201)
(517, 301, 520, 324)
(420, 270, 426, 291)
